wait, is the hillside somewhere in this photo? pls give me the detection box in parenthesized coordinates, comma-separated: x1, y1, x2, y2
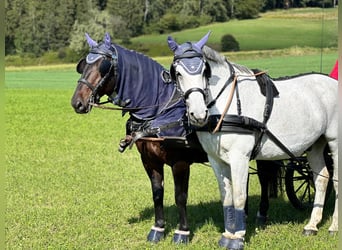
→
(129, 8, 338, 57)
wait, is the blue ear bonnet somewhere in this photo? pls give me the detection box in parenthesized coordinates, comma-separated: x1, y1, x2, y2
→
(86, 43, 116, 64)
(174, 42, 202, 57)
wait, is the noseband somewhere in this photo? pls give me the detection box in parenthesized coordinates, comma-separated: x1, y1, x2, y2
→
(78, 46, 118, 104)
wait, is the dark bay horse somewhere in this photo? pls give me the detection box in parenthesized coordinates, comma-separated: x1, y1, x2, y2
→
(71, 33, 278, 244)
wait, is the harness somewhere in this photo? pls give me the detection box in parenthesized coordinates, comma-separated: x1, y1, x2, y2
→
(125, 89, 187, 146)
(172, 50, 293, 161)
(195, 65, 280, 159)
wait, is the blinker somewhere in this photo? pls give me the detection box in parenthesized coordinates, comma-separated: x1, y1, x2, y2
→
(99, 60, 112, 77)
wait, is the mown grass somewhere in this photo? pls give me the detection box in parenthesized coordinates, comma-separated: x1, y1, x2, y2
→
(5, 50, 338, 249)
(130, 8, 337, 56)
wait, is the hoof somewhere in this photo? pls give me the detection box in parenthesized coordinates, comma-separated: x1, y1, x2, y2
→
(218, 235, 230, 248)
(255, 214, 267, 231)
(172, 230, 190, 244)
(147, 227, 165, 243)
(218, 236, 244, 250)
(302, 229, 317, 236)
(329, 230, 337, 236)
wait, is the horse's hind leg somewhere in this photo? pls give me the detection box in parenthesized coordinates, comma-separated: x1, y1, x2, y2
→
(303, 140, 330, 235)
(171, 161, 191, 244)
(255, 160, 279, 229)
(327, 140, 338, 234)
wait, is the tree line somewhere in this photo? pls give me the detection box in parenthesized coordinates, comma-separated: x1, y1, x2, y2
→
(5, 0, 336, 57)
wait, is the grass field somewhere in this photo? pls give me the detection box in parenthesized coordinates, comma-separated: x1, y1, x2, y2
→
(5, 48, 338, 249)
(4, 7, 339, 249)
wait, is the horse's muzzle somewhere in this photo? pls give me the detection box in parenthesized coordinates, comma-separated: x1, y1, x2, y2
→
(71, 98, 91, 114)
(188, 109, 209, 127)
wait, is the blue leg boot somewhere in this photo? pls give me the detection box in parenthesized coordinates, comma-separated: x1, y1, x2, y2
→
(219, 206, 235, 248)
(172, 230, 190, 244)
(147, 226, 165, 243)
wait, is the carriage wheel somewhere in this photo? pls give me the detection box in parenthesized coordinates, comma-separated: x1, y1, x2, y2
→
(285, 149, 333, 210)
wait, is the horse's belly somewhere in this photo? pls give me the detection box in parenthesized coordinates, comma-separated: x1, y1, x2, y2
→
(196, 132, 256, 159)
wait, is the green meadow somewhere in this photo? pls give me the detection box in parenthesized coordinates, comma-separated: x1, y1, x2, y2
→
(5, 51, 338, 249)
(5, 7, 338, 250)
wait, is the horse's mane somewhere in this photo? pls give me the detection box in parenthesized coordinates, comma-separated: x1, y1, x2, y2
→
(202, 45, 226, 64)
(202, 45, 253, 74)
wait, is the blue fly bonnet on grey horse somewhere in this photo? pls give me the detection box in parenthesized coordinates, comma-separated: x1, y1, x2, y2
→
(168, 32, 338, 249)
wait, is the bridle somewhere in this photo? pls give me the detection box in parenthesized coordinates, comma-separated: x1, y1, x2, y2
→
(171, 48, 211, 104)
(77, 44, 118, 105)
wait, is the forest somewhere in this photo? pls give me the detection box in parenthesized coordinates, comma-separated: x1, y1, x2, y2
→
(5, 0, 337, 58)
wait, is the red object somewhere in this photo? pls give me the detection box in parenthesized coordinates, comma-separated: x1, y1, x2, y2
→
(329, 60, 338, 80)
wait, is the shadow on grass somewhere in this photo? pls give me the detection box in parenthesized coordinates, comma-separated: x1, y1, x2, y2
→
(128, 191, 336, 243)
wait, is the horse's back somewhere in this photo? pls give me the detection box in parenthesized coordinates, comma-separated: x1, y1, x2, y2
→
(272, 73, 337, 129)
(273, 73, 337, 102)
(258, 73, 338, 158)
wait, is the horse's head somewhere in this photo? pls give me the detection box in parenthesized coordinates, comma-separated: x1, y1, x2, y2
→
(167, 32, 211, 127)
(71, 33, 118, 113)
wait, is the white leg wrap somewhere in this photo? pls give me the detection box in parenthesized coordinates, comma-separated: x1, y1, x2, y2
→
(151, 226, 165, 232)
(174, 229, 190, 236)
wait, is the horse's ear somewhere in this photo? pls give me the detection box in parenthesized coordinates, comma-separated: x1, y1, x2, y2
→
(104, 32, 112, 49)
(76, 58, 86, 74)
(167, 36, 179, 52)
(85, 33, 98, 48)
(194, 31, 211, 49)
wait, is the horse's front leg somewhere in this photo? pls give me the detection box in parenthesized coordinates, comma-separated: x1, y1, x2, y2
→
(143, 163, 166, 242)
(213, 153, 249, 250)
(171, 161, 191, 244)
(136, 141, 166, 242)
(207, 155, 237, 249)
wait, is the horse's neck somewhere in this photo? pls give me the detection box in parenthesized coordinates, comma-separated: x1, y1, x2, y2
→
(208, 60, 263, 117)
(208, 60, 232, 96)
(115, 45, 176, 119)
(115, 45, 163, 95)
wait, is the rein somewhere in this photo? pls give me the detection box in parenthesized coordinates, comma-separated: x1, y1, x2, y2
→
(89, 100, 175, 112)
(211, 74, 238, 133)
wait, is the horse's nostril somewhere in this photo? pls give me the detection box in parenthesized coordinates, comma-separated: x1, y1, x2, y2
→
(76, 101, 83, 109)
(77, 102, 86, 112)
(71, 99, 87, 113)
